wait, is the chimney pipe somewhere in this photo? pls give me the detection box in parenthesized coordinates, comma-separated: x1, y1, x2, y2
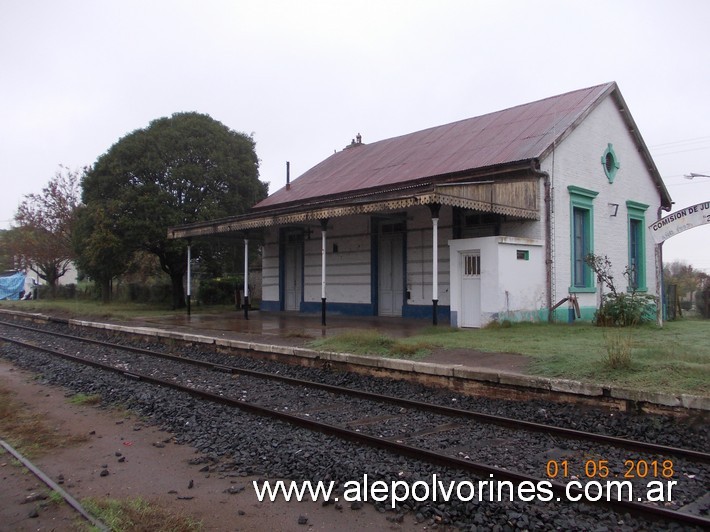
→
(286, 161, 290, 190)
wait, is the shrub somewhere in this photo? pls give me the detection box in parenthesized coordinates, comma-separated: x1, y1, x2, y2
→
(36, 283, 77, 300)
(595, 292, 657, 327)
(147, 283, 172, 304)
(127, 282, 145, 302)
(198, 276, 243, 305)
(117, 281, 172, 304)
(585, 254, 657, 327)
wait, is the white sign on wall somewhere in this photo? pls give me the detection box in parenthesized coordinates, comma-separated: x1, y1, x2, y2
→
(649, 201, 710, 244)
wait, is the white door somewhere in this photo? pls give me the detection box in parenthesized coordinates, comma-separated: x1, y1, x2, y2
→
(460, 252, 481, 327)
(378, 230, 404, 316)
(284, 239, 302, 311)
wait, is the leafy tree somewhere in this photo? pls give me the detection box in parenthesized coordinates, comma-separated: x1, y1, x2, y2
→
(11, 166, 81, 296)
(663, 260, 709, 302)
(72, 204, 132, 303)
(0, 230, 16, 271)
(81, 112, 268, 308)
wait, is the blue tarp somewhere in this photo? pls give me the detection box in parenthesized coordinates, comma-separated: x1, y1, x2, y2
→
(0, 272, 26, 300)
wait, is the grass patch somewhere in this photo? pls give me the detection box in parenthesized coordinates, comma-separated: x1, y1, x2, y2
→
(309, 319, 710, 395)
(82, 497, 202, 532)
(416, 325, 462, 336)
(0, 299, 223, 321)
(602, 331, 633, 369)
(69, 393, 102, 406)
(285, 330, 315, 339)
(311, 330, 395, 356)
(0, 385, 88, 458)
(106, 403, 134, 420)
(48, 490, 65, 505)
(310, 330, 431, 358)
(431, 319, 709, 395)
(390, 340, 434, 357)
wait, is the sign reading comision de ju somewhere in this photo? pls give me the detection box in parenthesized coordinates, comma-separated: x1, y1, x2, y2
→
(649, 201, 710, 244)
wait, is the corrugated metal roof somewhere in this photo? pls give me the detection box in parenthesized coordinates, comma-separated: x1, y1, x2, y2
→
(168, 82, 672, 240)
(255, 83, 616, 210)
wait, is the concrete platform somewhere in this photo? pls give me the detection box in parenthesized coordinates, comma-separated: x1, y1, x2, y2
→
(131, 310, 532, 375)
(86, 310, 710, 413)
(136, 310, 439, 340)
(2, 308, 708, 412)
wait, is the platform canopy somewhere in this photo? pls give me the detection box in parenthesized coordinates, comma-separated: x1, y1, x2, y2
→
(168, 176, 539, 239)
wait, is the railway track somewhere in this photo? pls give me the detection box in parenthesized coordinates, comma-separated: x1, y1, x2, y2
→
(0, 438, 109, 530)
(0, 318, 708, 529)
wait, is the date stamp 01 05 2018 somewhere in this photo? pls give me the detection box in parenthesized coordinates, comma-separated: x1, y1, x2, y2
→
(545, 458, 678, 503)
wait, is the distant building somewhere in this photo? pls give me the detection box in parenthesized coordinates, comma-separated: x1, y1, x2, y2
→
(20, 262, 78, 296)
(170, 82, 672, 327)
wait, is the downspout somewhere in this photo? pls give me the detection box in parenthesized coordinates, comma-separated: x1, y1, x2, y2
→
(530, 160, 553, 322)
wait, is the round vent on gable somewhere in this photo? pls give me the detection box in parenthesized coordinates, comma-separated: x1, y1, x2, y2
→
(601, 143, 620, 183)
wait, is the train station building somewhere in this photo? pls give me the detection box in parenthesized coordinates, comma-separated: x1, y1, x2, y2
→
(169, 82, 672, 327)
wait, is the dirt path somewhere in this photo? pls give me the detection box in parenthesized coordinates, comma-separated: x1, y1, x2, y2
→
(0, 360, 411, 532)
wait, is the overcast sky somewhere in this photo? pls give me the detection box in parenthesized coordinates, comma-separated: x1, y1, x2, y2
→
(2, 0, 709, 271)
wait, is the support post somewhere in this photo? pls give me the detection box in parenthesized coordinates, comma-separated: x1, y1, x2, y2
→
(429, 204, 441, 325)
(186, 240, 192, 316)
(655, 242, 663, 328)
(243, 237, 249, 320)
(320, 219, 328, 326)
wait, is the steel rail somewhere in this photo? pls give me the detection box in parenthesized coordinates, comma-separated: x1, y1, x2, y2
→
(0, 318, 708, 464)
(1, 334, 709, 529)
(0, 438, 109, 531)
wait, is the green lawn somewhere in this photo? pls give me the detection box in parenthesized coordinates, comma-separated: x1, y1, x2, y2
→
(312, 320, 710, 396)
(0, 299, 235, 321)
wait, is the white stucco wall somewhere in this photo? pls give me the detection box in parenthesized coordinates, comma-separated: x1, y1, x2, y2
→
(261, 227, 280, 303)
(541, 95, 663, 317)
(449, 236, 545, 327)
(496, 237, 547, 318)
(303, 217, 372, 304)
(260, 207, 456, 312)
(405, 206, 452, 307)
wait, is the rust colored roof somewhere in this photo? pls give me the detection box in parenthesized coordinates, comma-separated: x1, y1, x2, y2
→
(255, 82, 620, 211)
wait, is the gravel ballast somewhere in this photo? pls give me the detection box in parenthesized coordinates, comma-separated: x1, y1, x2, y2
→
(1, 318, 708, 530)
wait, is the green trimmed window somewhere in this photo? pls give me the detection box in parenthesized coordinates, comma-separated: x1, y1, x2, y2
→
(627, 201, 649, 291)
(568, 186, 598, 292)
